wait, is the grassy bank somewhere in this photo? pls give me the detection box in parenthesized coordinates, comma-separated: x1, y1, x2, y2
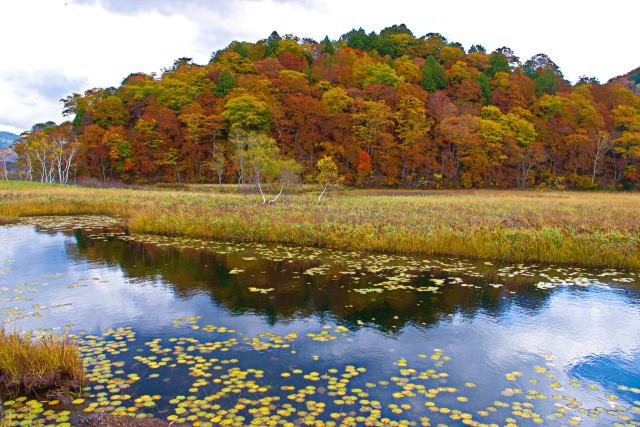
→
(0, 328, 85, 395)
(1, 181, 639, 268)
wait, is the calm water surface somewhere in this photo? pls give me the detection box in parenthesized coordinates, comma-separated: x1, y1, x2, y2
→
(1, 216, 639, 426)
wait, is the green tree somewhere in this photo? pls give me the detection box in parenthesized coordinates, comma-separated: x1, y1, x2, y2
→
(488, 52, 510, 77)
(265, 31, 282, 57)
(420, 56, 446, 92)
(214, 69, 236, 97)
(321, 35, 334, 54)
(533, 68, 561, 96)
(475, 73, 492, 104)
(523, 54, 563, 96)
(342, 28, 369, 51)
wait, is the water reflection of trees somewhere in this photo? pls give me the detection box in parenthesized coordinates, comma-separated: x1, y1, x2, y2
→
(65, 230, 563, 332)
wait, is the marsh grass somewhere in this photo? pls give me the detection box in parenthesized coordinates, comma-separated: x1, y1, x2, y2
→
(0, 328, 85, 395)
(1, 181, 639, 268)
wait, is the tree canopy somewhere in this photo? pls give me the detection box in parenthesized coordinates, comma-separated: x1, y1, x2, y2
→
(12, 24, 640, 189)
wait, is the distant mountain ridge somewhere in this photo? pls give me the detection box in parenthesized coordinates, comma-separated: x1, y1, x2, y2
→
(609, 67, 640, 96)
(0, 131, 19, 148)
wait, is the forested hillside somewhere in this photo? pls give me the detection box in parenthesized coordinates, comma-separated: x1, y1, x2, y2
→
(12, 25, 640, 188)
(0, 131, 19, 148)
(610, 67, 640, 97)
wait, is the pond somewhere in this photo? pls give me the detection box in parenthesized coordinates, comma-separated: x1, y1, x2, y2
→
(1, 216, 639, 426)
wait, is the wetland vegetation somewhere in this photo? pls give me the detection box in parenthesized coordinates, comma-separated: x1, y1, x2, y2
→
(1, 181, 640, 268)
(0, 328, 85, 397)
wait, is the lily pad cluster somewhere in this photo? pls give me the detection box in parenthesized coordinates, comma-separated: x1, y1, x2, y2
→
(2, 321, 639, 426)
(1, 217, 640, 426)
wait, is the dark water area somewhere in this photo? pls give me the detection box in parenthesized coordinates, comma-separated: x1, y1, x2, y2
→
(1, 216, 639, 426)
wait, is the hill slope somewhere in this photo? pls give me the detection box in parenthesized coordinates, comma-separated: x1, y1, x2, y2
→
(12, 25, 640, 189)
(0, 131, 19, 148)
(609, 67, 640, 96)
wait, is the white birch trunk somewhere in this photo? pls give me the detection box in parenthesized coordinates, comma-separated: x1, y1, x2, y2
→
(318, 184, 327, 202)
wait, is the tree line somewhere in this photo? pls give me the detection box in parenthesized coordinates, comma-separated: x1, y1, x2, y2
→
(10, 24, 640, 190)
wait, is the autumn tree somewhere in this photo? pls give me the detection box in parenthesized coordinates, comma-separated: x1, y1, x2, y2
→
(130, 117, 164, 180)
(12, 134, 36, 181)
(104, 126, 133, 182)
(352, 100, 395, 184)
(49, 122, 80, 184)
(500, 109, 539, 188)
(208, 142, 226, 190)
(395, 95, 433, 182)
(269, 158, 302, 203)
(223, 94, 271, 132)
(591, 132, 611, 184)
(322, 87, 352, 114)
(353, 55, 402, 88)
(0, 148, 12, 180)
(612, 105, 640, 185)
(11, 123, 80, 183)
(178, 102, 208, 180)
(246, 133, 280, 203)
(94, 96, 129, 129)
(316, 156, 340, 201)
(437, 114, 481, 185)
(394, 56, 421, 84)
(356, 149, 372, 185)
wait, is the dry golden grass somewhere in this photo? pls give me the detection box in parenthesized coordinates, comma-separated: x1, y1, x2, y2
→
(0, 328, 85, 394)
(1, 181, 639, 268)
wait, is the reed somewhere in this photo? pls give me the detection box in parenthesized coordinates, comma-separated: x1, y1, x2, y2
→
(0, 328, 85, 394)
(1, 181, 639, 268)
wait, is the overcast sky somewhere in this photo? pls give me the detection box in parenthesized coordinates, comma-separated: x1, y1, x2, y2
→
(1, 0, 638, 134)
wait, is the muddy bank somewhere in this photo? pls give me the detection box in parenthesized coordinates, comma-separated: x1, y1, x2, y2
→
(78, 414, 182, 426)
(0, 370, 84, 404)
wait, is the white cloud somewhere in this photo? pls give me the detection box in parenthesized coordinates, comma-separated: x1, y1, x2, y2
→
(1, 0, 638, 132)
(0, 124, 26, 135)
(0, 0, 199, 131)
